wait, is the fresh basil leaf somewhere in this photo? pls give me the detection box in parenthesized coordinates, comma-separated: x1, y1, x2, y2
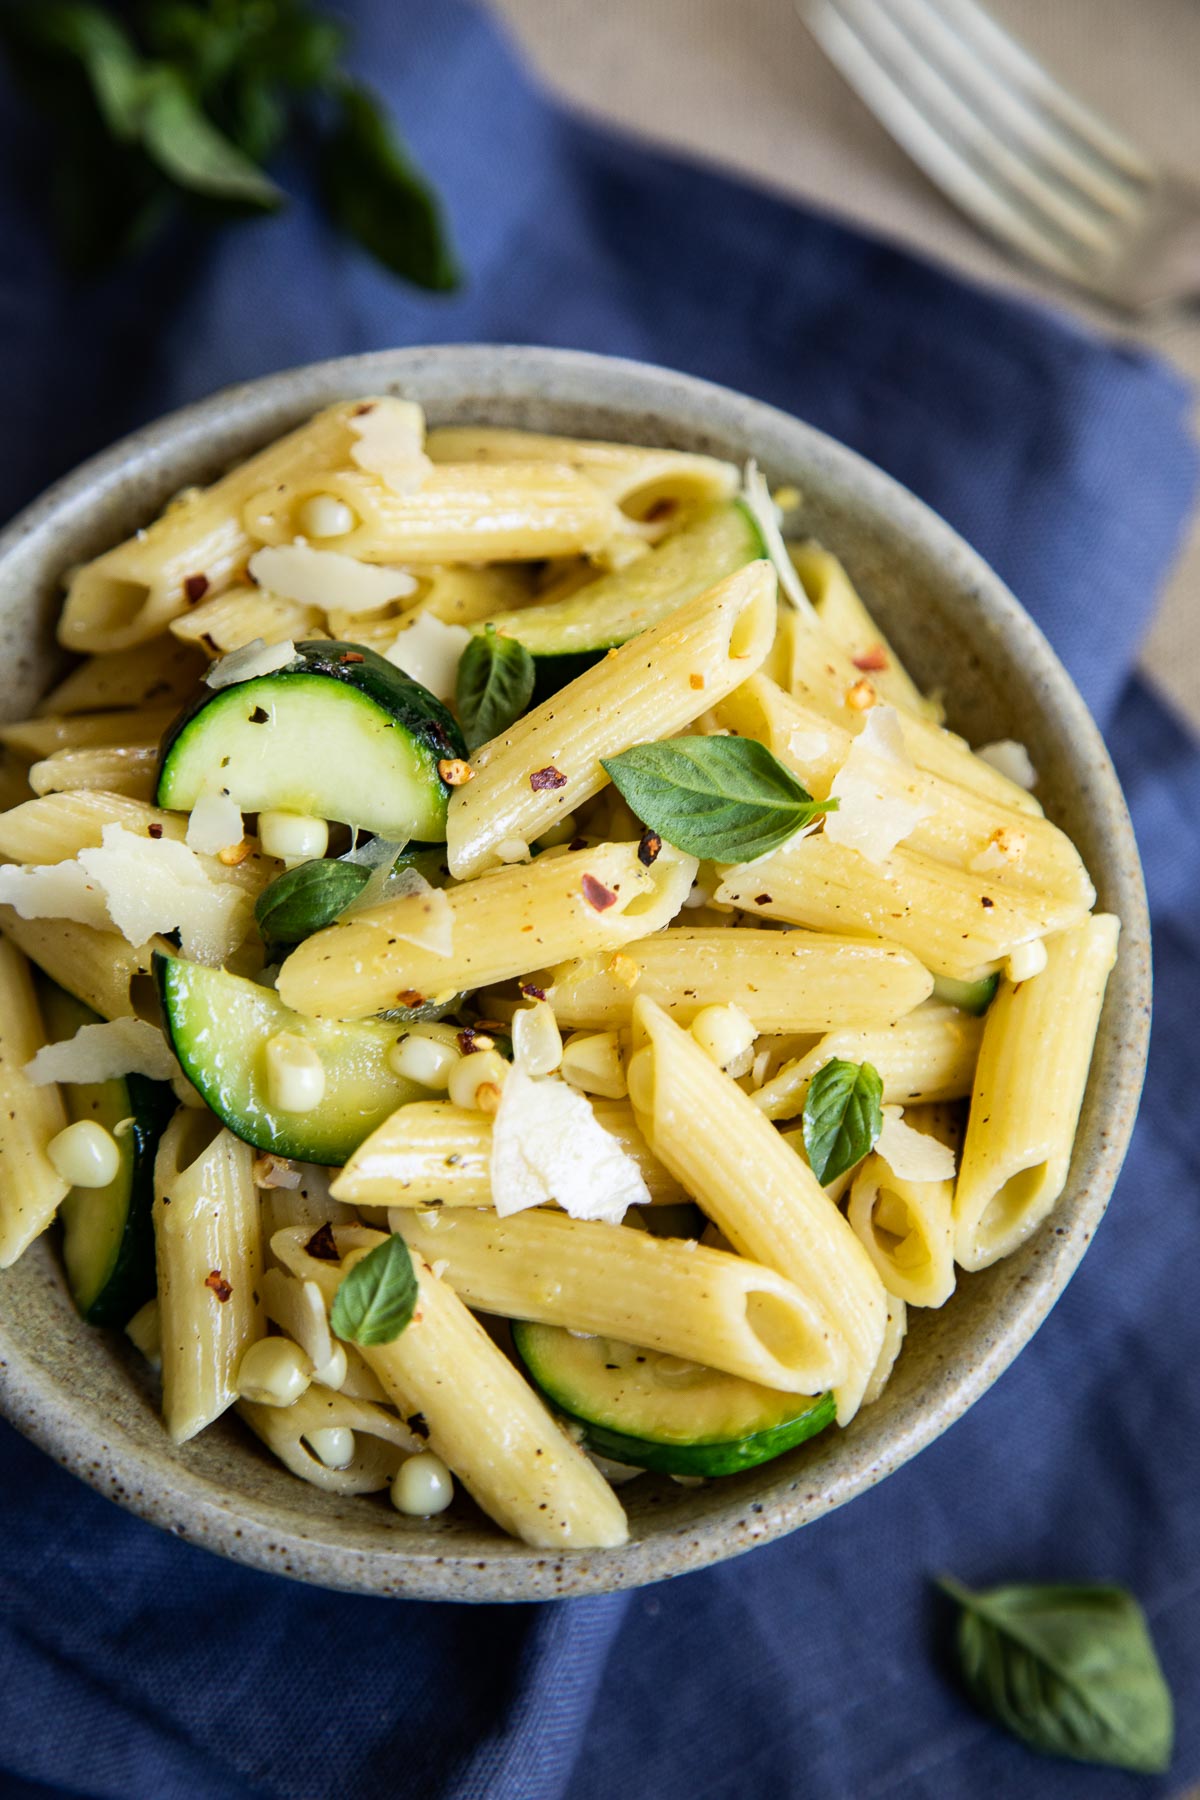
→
(137, 67, 282, 207)
(456, 626, 536, 752)
(321, 78, 460, 291)
(801, 1058, 883, 1184)
(939, 1577, 1173, 1774)
(330, 1233, 418, 1347)
(254, 858, 371, 948)
(600, 736, 835, 863)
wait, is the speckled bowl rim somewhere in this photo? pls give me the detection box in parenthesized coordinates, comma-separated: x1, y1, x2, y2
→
(0, 346, 1150, 1602)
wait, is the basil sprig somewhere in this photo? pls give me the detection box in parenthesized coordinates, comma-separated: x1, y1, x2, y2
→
(255, 857, 370, 948)
(801, 1057, 883, 1184)
(456, 625, 536, 752)
(0, 1, 459, 287)
(330, 1234, 418, 1347)
(601, 737, 834, 864)
(940, 1577, 1173, 1774)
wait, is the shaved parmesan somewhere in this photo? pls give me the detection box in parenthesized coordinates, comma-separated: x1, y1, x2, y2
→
(248, 545, 416, 615)
(368, 867, 454, 956)
(0, 859, 111, 931)
(741, 461, 812, 615)
(788, 727, 833, 766)
(876, 1106, 956, 1183)
(186, 789, 244, 855)
(824, 704, 934, 865)
(349, 398, 433, 495)
(205, 636, 297, 689)
(384, 611, 470, 702)
(340, 837, 408, 914)
(25, 1017, 180, 1087)
(78, 824, 252, 965)
(977, 738, 1037, 791)
(490, 1065, 650, 1224)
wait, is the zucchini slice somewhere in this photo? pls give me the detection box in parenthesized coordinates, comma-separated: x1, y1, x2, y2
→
(155, 953, 424, 1164)
(513, 1321, 835, 1478)
(932, 972, 1000, 1015)
(478, 500, 767, 696)
(42, 984, 174, 1327)
(156, 642, 467, 841)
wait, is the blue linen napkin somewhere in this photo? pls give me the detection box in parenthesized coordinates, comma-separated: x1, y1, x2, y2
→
(0, 4, 1197, 1796)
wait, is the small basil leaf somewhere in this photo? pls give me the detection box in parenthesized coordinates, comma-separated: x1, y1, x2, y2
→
(137, 67, 283, 208)
(456, 626, 536, 752)
(254, 859, 370, 948)
(601, 736, 835, 863)
(801, 1058, 883, 1184)
(330, 1234, 418, 1347)
(939, 1577, 1174, 1774)
(321, 78, 460, 291)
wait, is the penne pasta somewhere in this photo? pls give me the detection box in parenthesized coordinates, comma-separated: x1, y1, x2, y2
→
(36, 637, 208, 717)
(0, 938, 68, 1266)
(153, 1109, 265, 1443)
(0, 909, 165, 1021)
(395, 1207, 842, 1393)
(170, 584, 324, 655)
(753, 1003, 984, 1120)
(446, 560, 776, 878)
(276, 840, 697, 1021)
(847, 1151, 956, 1308)
(29, 745, 158, 801)
(789, 542, 940, 720)
(426, 426, 739, 518)
(540, 924, 933, 1033)
(273, 1226, 629, 1549)
(953, 914, 1120, 1271)
(333, 1098, 684, 1207)
(0, 707, 178, 763)
(626, 998, 886, 1423)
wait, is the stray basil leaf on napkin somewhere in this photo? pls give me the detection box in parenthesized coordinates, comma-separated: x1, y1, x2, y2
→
(601, 736, 834, 863)
(802, 1058, 883, 1184)
(939, 1577, 1174, 1774)
(330, 1234, 418, 1348)
(456, 626, 536, 752)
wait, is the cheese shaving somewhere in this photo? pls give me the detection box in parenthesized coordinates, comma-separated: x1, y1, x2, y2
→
(823, 705, 935, 865)
(876, 1106, 956, 1183)
(740, 461, 813, 615)
(366, 867, 454, 956)
(25, 1017, 180, 1087)
(247, 545, 417, 615)
(490, 1065, 650, 1223)
(185, 789, 244, 855)
(205, 636, 297, 689)
(787, 727, 833, 766)
(0, 859, 112, 932)
(349, 398, 433, 496)
(977, 738, 1037, 791)
(78, 824, 252, 965)
(384, 610, 470, 702)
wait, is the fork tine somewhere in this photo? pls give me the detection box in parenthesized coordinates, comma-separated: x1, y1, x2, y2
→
(808, 0, 1117, 269)
(925, 0, 1155, 186)
(896, 0, 1146, 222)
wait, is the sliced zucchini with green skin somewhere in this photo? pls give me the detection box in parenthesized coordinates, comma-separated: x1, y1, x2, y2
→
(41, 984, 175, 1327)
(154, 954, 425, 1165)
(478, 501, 767, 697)
(156, 642, 467, 841)
(513, 1321, 836, 1478)
(932, 972, 1000, 1015)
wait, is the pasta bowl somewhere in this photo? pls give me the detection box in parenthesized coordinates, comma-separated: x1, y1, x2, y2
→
(0, 346, 1150, 1601)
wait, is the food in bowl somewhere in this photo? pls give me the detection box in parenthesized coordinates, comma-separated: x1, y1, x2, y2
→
(0, 398, 1117, 1551)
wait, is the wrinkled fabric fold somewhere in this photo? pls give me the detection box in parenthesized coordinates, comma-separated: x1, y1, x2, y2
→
(0, 2, 1197, 1797)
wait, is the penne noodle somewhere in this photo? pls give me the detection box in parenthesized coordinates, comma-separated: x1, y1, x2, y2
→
(29, 745, 158, 801)
(426, 426, 739, 518)
(541, 924, 933, 1033)
(395, 1207, 842, 1393)
(0, 909, 165, 1021)
(847, 1151, 956, 1309)
(276, 839, 697, 1021)
(0, 707, 177, 763)
(273, 1225, 629, 1549)
(447, 560, 777, 878)
(953, 914, 1119, 1271)
(0, 938, 68, 1266)
(170, 584, 324, 655)
(36, 636, 208, 717)
(333, 1098, 684, 1207)
(753, 1003, 984, 1120)
(789, 542, 940, 720)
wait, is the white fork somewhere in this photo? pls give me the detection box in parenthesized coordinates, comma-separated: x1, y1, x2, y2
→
(800, 0, 1200, 312)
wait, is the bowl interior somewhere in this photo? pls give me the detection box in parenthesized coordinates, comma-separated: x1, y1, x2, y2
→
(0, 347, 1150, 1601)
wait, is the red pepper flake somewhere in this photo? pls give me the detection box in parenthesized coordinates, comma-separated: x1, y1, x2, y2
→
(568, 836, 588, 853)
(582, 873, 618, 912)
(353, 402, 376, 417)
(204, 1269, 233, 1303)
(688, 673, 705, 691)
(397, 989, 426, 1007)
(304, 1221, 340, 1262)
(519, 981, 547, 1001)
(755, 893, 773, 906)
(530, 765, 568, 792)
(438, 758, 474, 787)
(637, 830, 662, 867)
(980, 896, 995, 909)
(184, 573, 209, 604)
(339, 651, 365, 664)
(147, 823, 163, 839)
(852, 644, 889, 672)
(458, 1026, 495, 1055)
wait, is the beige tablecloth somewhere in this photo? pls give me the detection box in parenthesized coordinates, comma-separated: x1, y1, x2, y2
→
(495, 0, 1200, 730)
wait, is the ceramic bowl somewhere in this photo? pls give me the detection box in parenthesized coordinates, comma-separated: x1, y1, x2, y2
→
(0, 346, 1150, 1601)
